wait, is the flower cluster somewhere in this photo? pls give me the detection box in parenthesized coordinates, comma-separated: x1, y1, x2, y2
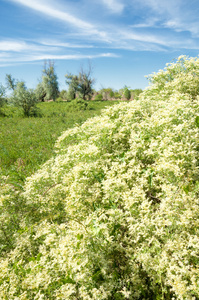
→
(0, 56, 199, 299)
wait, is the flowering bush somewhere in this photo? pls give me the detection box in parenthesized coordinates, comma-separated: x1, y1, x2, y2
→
(0, 56, 199, 299)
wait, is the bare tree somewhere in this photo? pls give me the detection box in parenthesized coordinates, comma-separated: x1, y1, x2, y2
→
(65, 62, 95, 100)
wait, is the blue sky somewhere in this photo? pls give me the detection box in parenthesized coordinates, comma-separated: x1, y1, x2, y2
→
(0, 0, 199, 91)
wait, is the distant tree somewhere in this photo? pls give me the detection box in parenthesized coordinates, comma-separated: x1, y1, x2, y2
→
(65, 63, 95, 100)
(99, 88, 114, 100)
(78, 65, 95, 100)
(59, 90, 68, 100)
(10, 81, 38, 116)
(36, 61, 59, 101)
(123, 86, 131, 100)
(65, 74, 79, 100)
(94, 93, 103, 101)
(35, 82, 46, 102)
(114, 91, 122, 99)
(5, 74, 17, 91)
(130, 89, 143, 99)
(0, 84, 6, 112)
(109, 90, 114, 98)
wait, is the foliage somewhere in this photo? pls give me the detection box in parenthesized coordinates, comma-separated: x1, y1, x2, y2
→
(78, 65, 95, 100)
(5, 74, 16, 91)
(130, 89, 143, 100)
(114, 91, 122, 99)
(123, 86, 131, 100)
(65, 73, 79, 100)
(36, 61, 59, 101)
(35, 82, 46, 102)
(0, 84, 6, 116)
(145, 55, 199, 99)
(59, 90, 68, 100)
(65, 65, 95, 100)
(1, 56, 199, 299)
(94, 93, 103, 101)
(9, 81, 38, 117)
(100, 88, 114, 100)
(0, 84, 6, 107)
(68, 98, 89, 111)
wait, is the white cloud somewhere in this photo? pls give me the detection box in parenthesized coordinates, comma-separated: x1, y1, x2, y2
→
(25, 53, 119, 61)
(131, 0, 199, 36)
(3, 0, 199, 64)
(0, 40, 58, 52)
(100, 0, 124, 13)
(0, 48, 119, 65)
(9, 0, 108, 39)
(10, 0, 92, 29)
(119, 30, 167, 46)
(139, 0, 180, 16)
(39, 40, 94, 49)
(0, 40, 28, 52)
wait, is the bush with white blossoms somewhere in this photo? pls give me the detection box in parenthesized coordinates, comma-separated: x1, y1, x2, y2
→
(0, 55, 199, 299)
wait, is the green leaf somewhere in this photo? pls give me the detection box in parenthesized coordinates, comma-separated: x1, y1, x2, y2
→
(62, 276, 76, 284)
(195, 116, 199, 127)
(77, 233, 83, 240)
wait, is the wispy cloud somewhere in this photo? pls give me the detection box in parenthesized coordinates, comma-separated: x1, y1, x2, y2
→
(39, 40, 94, 49)
(138, 0, 181, 16)
(9, 0, 108, 39)
(131, 0, 199, 37)
(0, 40, 59, 52)
(100, 0, 124, 13)
(0, 40, 29, 52)
(22, 53, 119, 62)
(0, 38, 119, 66)
(10, 0, 92, 30)
(2, 0, 199, 67)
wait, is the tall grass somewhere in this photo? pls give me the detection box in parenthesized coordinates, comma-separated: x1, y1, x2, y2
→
(0, 100, 119, 187)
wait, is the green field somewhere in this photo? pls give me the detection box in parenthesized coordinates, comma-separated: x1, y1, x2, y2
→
(0, 100, 119, 187)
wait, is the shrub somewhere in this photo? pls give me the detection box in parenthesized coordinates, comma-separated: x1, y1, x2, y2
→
(59, 90, 68, 100)
(94, 93, 103, 101)
(0, 56, 199, 299)
(56, 96, 64, 102)
(10, 81, 39, 117)
(114, 91, 122, 99)
(68, 98, 89, 111)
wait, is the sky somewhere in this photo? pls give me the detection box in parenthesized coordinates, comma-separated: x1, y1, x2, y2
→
(0, 0, 199, 91)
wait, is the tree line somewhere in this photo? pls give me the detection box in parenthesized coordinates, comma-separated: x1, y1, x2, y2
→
(0, 61, 142, 117)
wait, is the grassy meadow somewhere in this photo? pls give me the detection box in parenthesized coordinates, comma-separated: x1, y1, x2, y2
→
(0, 100, 119, 187)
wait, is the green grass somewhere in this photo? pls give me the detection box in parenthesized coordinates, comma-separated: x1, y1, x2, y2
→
(0, 100, 119, 187)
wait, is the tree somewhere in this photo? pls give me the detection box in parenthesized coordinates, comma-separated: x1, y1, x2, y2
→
(65, 63, 95, 100)
(59, 90, 68, 100)
(10, 81, 38, 116)
(123, 85, 131, 100)
(65, 73, 79, 100)
(78, 65, 95, 100)
(0, 84, 6, 114)
(0, 84, 5, 106)
(36, 61, 59, 101)
(5, 74, 16, 91)
(114, 91, 122, 99)
(99, 88, 114, 100)
(94, 93, 103, 101)
(35, 82, 46, 102)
